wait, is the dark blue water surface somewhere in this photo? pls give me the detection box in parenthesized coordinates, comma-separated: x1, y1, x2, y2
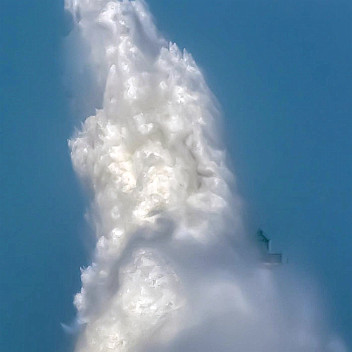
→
(1, 1, 88, 351)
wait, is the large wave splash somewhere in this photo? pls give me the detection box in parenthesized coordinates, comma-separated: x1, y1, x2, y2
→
(65, 1, 346, 351)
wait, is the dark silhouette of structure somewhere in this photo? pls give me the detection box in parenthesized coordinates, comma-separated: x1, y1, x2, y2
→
(257, 229, 282, 265)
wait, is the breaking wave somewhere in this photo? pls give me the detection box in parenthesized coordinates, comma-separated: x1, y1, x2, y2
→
(64, 1, 346, 351)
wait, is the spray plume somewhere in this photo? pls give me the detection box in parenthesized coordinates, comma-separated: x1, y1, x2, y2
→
(64, 1, 346, 351)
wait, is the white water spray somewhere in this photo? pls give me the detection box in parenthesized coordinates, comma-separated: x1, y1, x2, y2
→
(65, 1, 346, 351)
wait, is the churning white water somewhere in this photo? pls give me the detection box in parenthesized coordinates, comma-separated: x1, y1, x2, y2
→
(65, 1, 346, 351)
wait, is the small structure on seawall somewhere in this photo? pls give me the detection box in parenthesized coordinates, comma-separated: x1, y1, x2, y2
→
(256, 229, 283, 266)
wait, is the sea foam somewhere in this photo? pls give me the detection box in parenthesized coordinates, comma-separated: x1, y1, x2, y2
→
(65, 1, 345, 351)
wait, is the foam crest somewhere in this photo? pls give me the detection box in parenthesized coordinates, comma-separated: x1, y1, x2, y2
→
(67, 1, 238, 350)
(65, 1, 346, 351)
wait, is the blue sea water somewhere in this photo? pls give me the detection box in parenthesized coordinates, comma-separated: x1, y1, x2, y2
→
(1, 1, 88, 351)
